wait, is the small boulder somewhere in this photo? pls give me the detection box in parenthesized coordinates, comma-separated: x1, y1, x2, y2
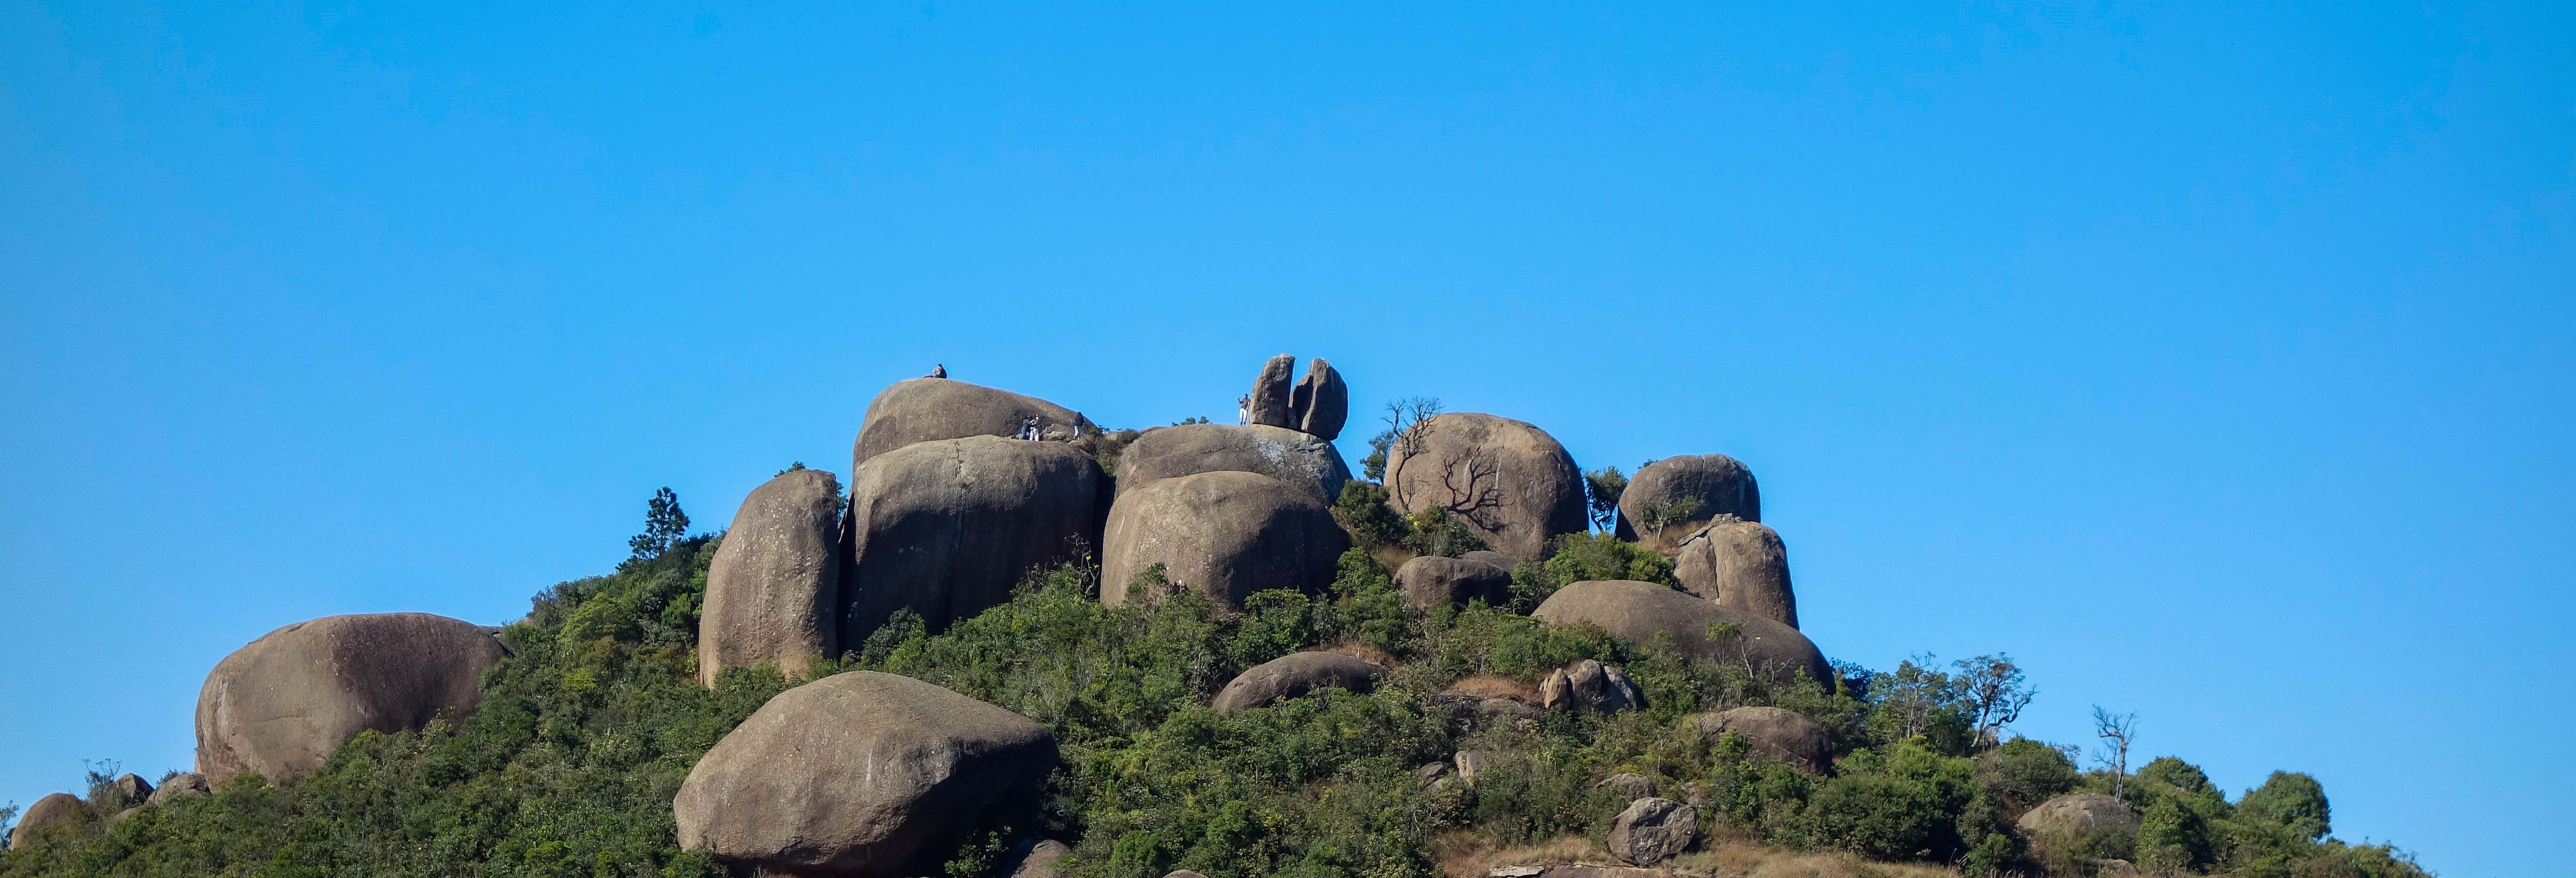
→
(1671, 517, 1797, 628)
(1395, 555, 1513, 610)
(146, 772, 211, 805)
(1210, 651, 1386, 713)
(109, 773, 154, 807)
(1539, 659, 1640, 713)
(195, 612, 507, 783)
(1606, 797, 1697, 865)
(1102, 471, 1350, 610)
(1247, 354, 1298, 428)
(1001, 838, 1076, 878)
(1384, 412, 1587, 561)
(1533, 580, 1830, 689)
(844, 436, 1103, 643)
(1689, 707, 1830, 774)
(8, 793, 93, 848)
(1291, 358, 1349, 440)
(1462, 549, 1521, 572)
(700, 468, 844, 686)
(675, 671, 1058, 878)
(1166, 872, 1212, 878)
(2017, 792, 2142, 839)
(1595, 773, 1656, 800)
(1413, 762, 1454, 788)
(1114, 423, 1352, 505)
(852, 379, 1089, 466)
(1454, 751, 1493, 786)
(1614, 454, 1760, 552)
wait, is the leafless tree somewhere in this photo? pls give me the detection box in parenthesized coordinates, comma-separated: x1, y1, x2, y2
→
(1953, 654, 2036, 750)
(1380, 396, 1442, 500)
(2093, 706, 2138, 798)
(1432, 448, 1506, 530)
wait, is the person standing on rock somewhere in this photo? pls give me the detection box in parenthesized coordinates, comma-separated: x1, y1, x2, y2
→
(1237, 394, 1250, 425)
(1021, 414, 1041, 440)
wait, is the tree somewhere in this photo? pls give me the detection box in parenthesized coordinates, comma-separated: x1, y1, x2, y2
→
(1, 801, 17, 852)
(1951, 654, 2035, 749)
(2092, 706, 2137, 798)
(1633, 496, 1703, 541)
(1374, 397, 1441, 487)
(628, 487, 691, 561)
(2238, 770, 2331, 842)
(1582, 466, 1627, 532)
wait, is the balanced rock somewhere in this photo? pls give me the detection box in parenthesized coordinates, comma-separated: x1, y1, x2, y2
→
(1690, 707, 1830, 774)
(1291, 358, 1348, 440)
(1211, 651, 1386, 713)
(1395, 555, 1513, 610)
(1115, 423, 1352, 505)
(1384, 412, 1586, 561)
(852, 378, 1089, 466)
(1001, 838, 1075, 878)
(1247, 354, 1298, 428)
(8, 793, 92, 848)
(675, 671, 1058, 878)
(844, 436, 1102, 642)
(1532, 580, 1830, 689)
(1539, 659, 1640, 713)
(1615, 454, 1761, 552)
(2017, 792, 2142, 839)
(1606, 797, 1697, 865)
(195, 612, 507, 783)
(146, 772, 211, 805)
(700, 468, 844, 686)
(1672, 516, 1796, 628)
(1102, 470, 1350, 610)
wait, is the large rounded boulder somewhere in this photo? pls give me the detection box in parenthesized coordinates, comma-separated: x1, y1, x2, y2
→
(195, 612, 507, 783)
(1383, 412, 1586, 561)
(1114, 423, 1352, 505)
(676, 671, 1057, 878)
(1531, 580, 1829, 688)
(1671, 516, 1797, 628)
(8, 793, 93, 849)
(1210, 651, 1386, 713)
(1291, 358, 1349, 440)
(1102, 471, 1350, 610)
(844, 436, 1103, 643)
(1395, 555, 1513, 610)
(2018, 792, 2142, 845)
(851, 379, 1089, 466)
(1690, 706, 1830, 773)
(700, 467, 845, 685)
(1615, 454, 1761, 551)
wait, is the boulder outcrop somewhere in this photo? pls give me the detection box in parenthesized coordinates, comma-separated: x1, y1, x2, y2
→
(844, 436, 1103, 642)
(1615, 454, 1761, 552)
(1595, 773, 1656, 800)
(852, 379, 1089, 466)
(1210, 651, 1386, 713)
(108, 773, 154, 807)
(675, 671, 1058, 878)
(1672, 516, 1797, 628)
(8, 793, 92, 848)
(1689, 707, 1830, 774)
(1384, 412, 1586, 561)
(146, 772, 210, 805)
(1101, 471, 1349, 610)
(700, 468, 844, 685)
(1247, 354, 1298, 428)
(1539, 659, 1640, 713)
(195, 612, 507, 783)
(1001, 838, 1075, 878)
(1291, 358, 1348, 440)
(1114, 423, 1351, 505)
(1606, 797, 1697, 865)
(1394, 555, 1513, 610)
(1531, 580, 1829, 688)
(2017, 792, 2141, 839)
(1462, 549, 1521, 572)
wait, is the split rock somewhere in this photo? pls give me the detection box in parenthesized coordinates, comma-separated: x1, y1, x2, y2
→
(1290, 358, 1348, 440)
(1247, 354, 1298, 428)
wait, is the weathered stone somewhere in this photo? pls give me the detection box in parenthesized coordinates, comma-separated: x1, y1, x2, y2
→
(1596, 773, 1656, 800)
(108, 773, 154, 807)
(1689, 707, 1830, 774)
(1462, 549, 1521, 572)
(1166, 872, 1211, 878)
(700, 468, 844, 686)
(195, 612, 507, 783)
(8, 793, 92, 848)
(1384, 412, 1586, 561)
(1537, 866, 1684, 878)
(852, 379, 1089, 466)
(844, 436, 1102, 643)
(1395, 555, 1513, 610)
(1290, 358, 1349, 440)
(1102, 471, 1349, 610)
(145, 772, 210, 805)
(1114, 423, 1351, 505)
(1615, 454, 1760, 552)
(1671, 516, 1797, 628)
(1532, 580, 1829, 689)
(1606, 797, 1697, 865)
(1248, 354, 1298, 428)
(1414, 762, 1454, 787)
(1455, 751, 1493, 786)
(2016, 792, 2142, 838)
(1211, 651, 1386, 713)
(675, 671, 1057, 878)
(1001, 838, 1075, 878)
(1539, 659, 1640, 713)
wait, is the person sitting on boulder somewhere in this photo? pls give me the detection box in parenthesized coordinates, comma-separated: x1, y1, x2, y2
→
(926, 363, 947, 379)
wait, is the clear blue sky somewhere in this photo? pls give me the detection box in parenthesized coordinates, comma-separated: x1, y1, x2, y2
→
(3, 1, 2568, 873)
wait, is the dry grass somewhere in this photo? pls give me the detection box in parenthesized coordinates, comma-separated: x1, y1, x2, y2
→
(1445, 674, 1542, 704)
(1432, 832, 1958, 878)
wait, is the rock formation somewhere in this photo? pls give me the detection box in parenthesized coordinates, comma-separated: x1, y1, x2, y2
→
(1531, 580, 1829, 688)
(2017, 792, 2142, 839)
(1001, 838, 1076, 878)
(844, 436, 1103, 643)
(1210, 651, 1386, 713)
(1101, 471, 1349, 610)
(851, 378, 1089, 466)
(108, 773, 154, 806)
(1114, 423, 1352, 505)
(1615, 454, 1761, 552)
(1461, 549, 1520, 572)
(145, 772, 211, 805)
(1671, 516, 1797, 628)
(1539, 659, 1640, 713)
(1605, 797, 1697, 865)
(8, 793, 92, 848)
(1384, 412, 1586, 561)
(1247, 354, 1298, 428)
(1690, 707, 1830, 774)
(675, 671, 1058, 878)
(700, 468, 845, 685)
(1291, 358, 1348, 440)
(195, 612, 507, 783)
(1595, 773, 1656, 800)
(1394, 555, 1513, 610)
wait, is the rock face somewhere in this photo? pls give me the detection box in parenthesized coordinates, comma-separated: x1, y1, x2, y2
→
(1101, 471, 1350, 610)
(1001, 838, 1075, 878)
(1690, 707, 1831, 774)
(1210, 651, 1386, 713)
(1394, 555, 1513, 610)
(852, 379, 1089, 466)
(1606, 797, 1698, 865)
(1114, 423, 1352, 505)
(109, 773, 154, 806)
(146, 772, 211, 805)
(700, 468, 845, 686)
(1615, 454, 1761, 551)
(1384, 412, 1586, 561)
(2017, 792, 2142, 838)
(675, 671, 1058, 878)
(1539, 660, 1640, 713)
(1531, 580, 1830, 689)
(844, 436, 1103, 642)
(1462, 549, 1521, 572)
(1672, 517, 1797, 628)
(195, 612, 507, 783)
(1291, 358, 1348, 440)
(1247, 354, 1298, 428)
(9, 793, 92, 848)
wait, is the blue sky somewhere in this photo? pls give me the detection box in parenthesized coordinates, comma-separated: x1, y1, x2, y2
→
(3, 1, 2569, 873)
